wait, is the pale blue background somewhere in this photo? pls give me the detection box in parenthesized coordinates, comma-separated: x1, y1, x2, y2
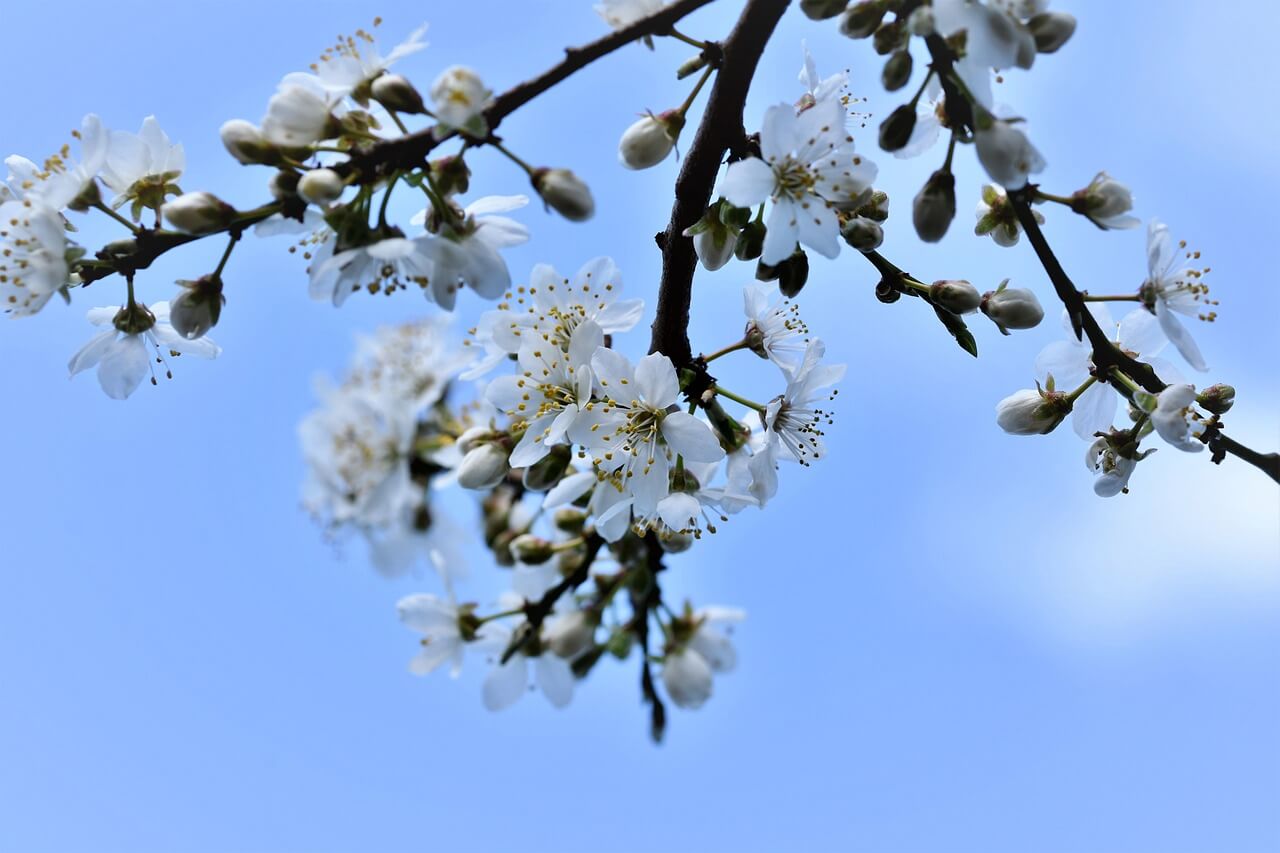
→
(1, 2, 1277, 851)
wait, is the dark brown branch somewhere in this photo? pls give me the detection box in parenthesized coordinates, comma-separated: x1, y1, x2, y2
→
(500, 533, 606, 664)
(649, 0, 792, 362)
(341, 0, 722, 182)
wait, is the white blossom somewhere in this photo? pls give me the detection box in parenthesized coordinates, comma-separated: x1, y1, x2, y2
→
(262, 83, 337, 147)
(0, 199, 70, 317)
(720, 98, 876, 264)
(797, 42, 849, 112)
(480, 622, 575, 711)
(594, 0, 666, 30)
(286, 23, 428, 102)
(1078, 172, 1138, 230)
(16, 114, 109, 211)
(430, 66, 492, 137)
(618, 113, 680, 170)
(1086, 436, 1138, 497)
(68, 302, 219, 399)
(974, 118, 1045, 190)
(409, 194, 530, 309)
(1141, 219, 1213, 372)
(1150, 384, 1205, 453)
(307, 234, 435, 307)
(762, 339, 845, 465)
(661, 606, 744, 709)
(742, 281, 809, 372)
(101, 116, 185, 211)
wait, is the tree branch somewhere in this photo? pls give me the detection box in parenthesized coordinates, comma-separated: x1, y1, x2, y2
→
(649, 0, 791, 362)
(341, 0, 723, 182)
(500, 533, 606, 664)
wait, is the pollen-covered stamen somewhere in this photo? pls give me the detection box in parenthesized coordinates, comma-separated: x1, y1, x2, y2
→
(769, 391, 838, 467)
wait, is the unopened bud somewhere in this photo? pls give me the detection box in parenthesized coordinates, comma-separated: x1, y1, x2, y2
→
(509, 533, 555, 565)
(456, 443, 510, 490)
(522, 444, 572, 491)
(219, 119, 277, 165)
(873, 20, 907, 55)
(913, 169, 957, 242)
(840, 216, 884, 252)
(532, 168, 595, 222)
(1028, 12, 1076, 53)
(553, 508, 588, 534)
(906, 6, 936, 35)
(929, 279, 981, 314)
(776, 249, 809, 299)
(676, 53, 709, 80)
(734, 218, 765, 261)
(619, 111, 683, 170)
(996, 388, 1070, 435)
(169, 275, 225, 340)
(981, 281, 1044, 332)
(1197, 384, 1236, 415)
(297, 168, 345, 205)
(163, 192, 234, 235)
(840, 1, 886, 39)
(269, 170, 299, 201)
(800, 0, 848, 20)
(546, 610, 597, 659)
(882, 50, 913, 92)
(878, 104, 917, 152)
(430, 155, 471, 197)
(371, 73, 427, 114)
(857, 190, 890, 223)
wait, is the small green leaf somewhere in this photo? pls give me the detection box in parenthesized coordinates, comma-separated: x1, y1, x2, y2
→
(933, 305, 978, 357)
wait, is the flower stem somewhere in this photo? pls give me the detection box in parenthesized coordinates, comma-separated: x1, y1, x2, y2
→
(1109, 369, 1143, 396)
(702, 339, 749, 363)
(713, 385, 766, 412)
(677, 64, 716, 117)
(213, 232, 239, 278)
(1035, 189, 1076, 207)
(378, 171, 402, 228)
(1064, 375, 1097, 405)
(92, 201, 141, 234)
(666, 26, 707, 48)
(1080, 293, 1141, 303)
(490, 139, 535, 176)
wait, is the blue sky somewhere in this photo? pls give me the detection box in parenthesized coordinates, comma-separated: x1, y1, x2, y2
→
(0, 2, 1277, 852)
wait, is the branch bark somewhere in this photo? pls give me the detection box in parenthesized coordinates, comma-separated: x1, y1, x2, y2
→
(648, 0, 791, 362)
(341, 0, 722, 182)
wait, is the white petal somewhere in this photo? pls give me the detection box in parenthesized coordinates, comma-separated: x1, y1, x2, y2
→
(719, 158, 775, 208)
(482, 655, 528, 711)
(97, 334, 149, 399)
(761, 200, 800, 265)
(1155, 298, 1208, 372)
(1071, 383, 1117, 440)
(662, 412, 726, 462)
(535, 655, 575, 708)
(635, 353, 678, 408)
(68, 330, 116, 376)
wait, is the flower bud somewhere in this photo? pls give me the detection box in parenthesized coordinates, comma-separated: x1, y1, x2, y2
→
(490, 530, 518, 567)
(857, 190, 890, 223)
(840, 1, 886, 38)
(619, 111, 683, 170)
(522, 444, 572, 491)
(169, 275, 225, 340)
(996, 388, 1070, 435)
(676, 53, 709, 80)
(981, 281, 1044, 332)
(662, 647, 713, 709)
(840, 216, 884, 252)
(974, 119, 1045, 190)
(371, 73, 427, 115)
(1073, 172, 1137, 230)
(430, 66, 492, 135)
(456, 443, 510, 490)
(532, 168, 595, 222)
(509, 533, 554, 565)
(929, 279, 981, 314)
(297, 168, 345, 205)
(163, 192, 234, 235)
(1028, 12, 1076, 53)
(1197, 384, 1236, 415)
(660, 531, 695, 553)
(269, 170, 300, 201)
(906, 6, 936, 35)
(546, 610, 597, 659)
(878, 104, 917, 152)
(734, 219, 765, 261)
(773, 249, 809, 299)
(882, 50, 913, 92)
(553, 508, 587, 534)
(800, 0, 848, 19)
(262, 84, 338, 147)
(219, 119, 276, 165)
(872, 20, 906, 55)
(912, 169, 956, 242)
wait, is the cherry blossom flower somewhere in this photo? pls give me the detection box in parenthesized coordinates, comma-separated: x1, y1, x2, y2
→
(0, 199, 70, 317)
(1149, 384, 1205, 453)
(480, 622, 576, 711)
(102, 116, 185, 215)
(974, 118, 1045, 190)
(68, 302, 220, 399)
(15, 114, 109, 212)
(594, 0, 666, 30)
(1034, 304, 1184, 440)
(569, 350, 724, 518)
(285, 22, 428, 103)
(409, 194, 530, 309)
(307, 234, 436, 307)
(720, 98, 877, 264)
(1076, 172, 1138, 230)
(661, 606, 744, 709)
(430, 66, 492, 137)
(762, 339, 845, 465)
(1086, 436, 1139, 497)
(1139, 219, 1213, 372)
(742, 281, 809, 372)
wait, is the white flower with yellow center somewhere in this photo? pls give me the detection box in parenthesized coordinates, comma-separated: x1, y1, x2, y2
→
(68, 301, 220, 399)
(285, 22, 428, 103)
(1140, 219, 1214, 372)
(762, 339, 845, 465)
(720, 98, 877, 264)
(0, 199, 70, 317)
(101, 116, 185, 215)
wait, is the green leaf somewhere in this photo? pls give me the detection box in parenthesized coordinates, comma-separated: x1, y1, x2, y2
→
(933, 305, 978, 358)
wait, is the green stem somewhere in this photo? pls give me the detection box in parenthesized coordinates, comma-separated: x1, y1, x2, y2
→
(490, 139, 535, 176)
(92, 201, 141, 233)
(378, 171, 402, 228)
(1080, 293, 1141, 303)
(677, 64, 716, 117)
(942, 128, 958, 173)
(213, 232, 239, 278)
(1109, 369, 1142, 396)
(713, 385, 767, 412)
(1035, 189, 1076, 207)
(478, 608, 525, 624)
(908, 68, 936, 109)
(666, 26, 707, 48)
(703, 339, 749, 362)
(1064, 375, 1097, 404)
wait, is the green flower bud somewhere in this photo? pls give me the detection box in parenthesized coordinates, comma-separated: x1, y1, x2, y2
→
(878, 104, 917, 152)
(840, 1, 886, 39)
(912, 169, 957, 242)
(882, 50, 913, 92)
